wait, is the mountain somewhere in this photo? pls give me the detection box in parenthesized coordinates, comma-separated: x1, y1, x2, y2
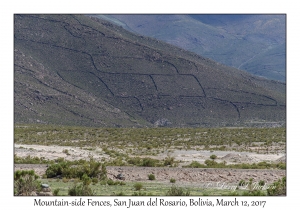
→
(94, 14, 286, 82)
(14, 14, 286, 127)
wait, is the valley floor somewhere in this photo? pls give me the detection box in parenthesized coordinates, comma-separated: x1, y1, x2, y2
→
(14, 144, 286, 188)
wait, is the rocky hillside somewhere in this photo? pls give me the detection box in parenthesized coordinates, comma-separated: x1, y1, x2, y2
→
(14, 15, 286, 127)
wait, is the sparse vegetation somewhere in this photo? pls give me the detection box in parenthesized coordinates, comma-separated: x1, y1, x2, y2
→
(14, 154, 54, 164)
(184, 160, 285, 170)
(14, 125, 286, 156)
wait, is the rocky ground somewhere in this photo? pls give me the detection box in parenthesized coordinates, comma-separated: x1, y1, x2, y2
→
(14, 164, 285, 187)
(14, 144, 286, 187)
(106, 166, 285, 185)
(14, 144, 285, 165)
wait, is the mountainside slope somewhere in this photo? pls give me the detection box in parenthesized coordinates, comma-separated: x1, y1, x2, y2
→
(96, 14, 286, 82)
(14, 15, 286, 127)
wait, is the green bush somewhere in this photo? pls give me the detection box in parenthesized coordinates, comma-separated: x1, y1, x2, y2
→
(148, 174, 155, 180)
(68, 183, 95, 196)
(107, 179, 115, 185)
(223, 190, 266, 196)
(14, 170, 41, 196)
(257, 161, 271, 168)
(127, 157, 141, 166)
(259, 180, 265, 186)
(210, 154, 217, 160)
(63, 149, 70, 155)
(45, 162, 65, 178)
(92, 177, 98, 185)
(184, 160, 285, 170)
(133, 183, 143, 191)
(204, 159, 218, 167)
(238, 180, 246, 186)
(68, 172, 95, 196)
(141, 158, 159, 167)
(14, 155, 53, 164)
(242, 190, 266, 196)
(53, 188, 60, 196)
(184, 161, 206, 168)
(276, 162, 286, 169)
(82, 174, 92, 186)
(170, 178, 176, 183)
(99, 180, 107, 185)
(45, 158, 107, 180)
(166, 185, 190, 196)
(106, 179, 125, 186)
(164, 156, 175, 166)
(267, 177, 286, 196)
(132, 191, 152, 196)
(223, 191, 240, 196)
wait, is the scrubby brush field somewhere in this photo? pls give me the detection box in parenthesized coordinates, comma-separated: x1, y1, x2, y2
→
(14, 125, 286, 196)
